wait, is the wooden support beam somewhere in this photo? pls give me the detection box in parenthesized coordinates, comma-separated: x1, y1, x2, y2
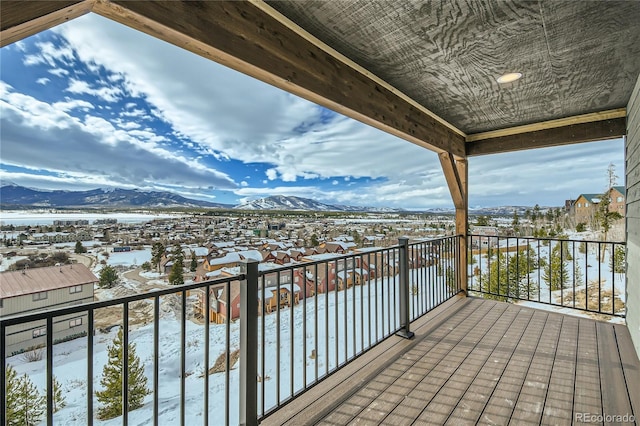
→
(440, 153, 468, 293)
(0, 1, 93, 48)
(439, 152, 464, 210)
(466, 116, 626, 157)
(92, 0, 465, 157)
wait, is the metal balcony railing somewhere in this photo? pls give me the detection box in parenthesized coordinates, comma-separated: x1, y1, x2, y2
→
(467, 234, 626, 317)
(1, 236, 461, 426)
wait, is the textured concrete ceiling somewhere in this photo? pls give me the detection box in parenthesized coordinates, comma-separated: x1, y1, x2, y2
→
(268, 0, 640, 134)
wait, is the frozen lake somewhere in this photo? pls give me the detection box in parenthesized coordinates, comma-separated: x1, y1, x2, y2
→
(0, 211, 185, 226)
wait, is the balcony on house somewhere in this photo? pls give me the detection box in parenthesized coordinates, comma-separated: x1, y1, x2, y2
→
(2, 1, 640, 425)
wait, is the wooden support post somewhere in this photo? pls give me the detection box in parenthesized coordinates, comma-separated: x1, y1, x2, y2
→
(439, 153, 468, 294)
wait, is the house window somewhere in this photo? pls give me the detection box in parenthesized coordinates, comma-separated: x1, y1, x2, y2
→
(577, 203, 581, 207)
(69, 317, 83, 328)
(617, 196, 623, 202)
(32, 291, 48, 301)
(69, 285, 83, 294)
(585, 202, 589, 207)
(33, 327, 46, 338)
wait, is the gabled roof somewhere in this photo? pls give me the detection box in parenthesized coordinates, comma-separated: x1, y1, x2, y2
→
(1, 264, 97, 299)
(576, 194, 601, 204)
(611, 186, 626, 196)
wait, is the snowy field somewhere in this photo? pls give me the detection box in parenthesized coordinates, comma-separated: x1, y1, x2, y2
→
(106, 249, 152, 267)
(6, 265, 457, 426)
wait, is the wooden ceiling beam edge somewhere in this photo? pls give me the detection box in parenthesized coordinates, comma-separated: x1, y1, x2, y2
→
(251, 0, 465, 140)
(0, 0, 94, 48)
(92, 0, 465, 157)
(466, 116, 627, 157)
(466, 108, 626, 143)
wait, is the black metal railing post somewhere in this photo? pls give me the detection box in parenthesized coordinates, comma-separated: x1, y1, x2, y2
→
(239, 259, 259, 426)
(396, 237, 414, 339)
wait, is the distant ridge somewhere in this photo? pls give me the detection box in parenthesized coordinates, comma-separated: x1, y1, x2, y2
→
(0, 184, 546, 214)
(234, 195, 405, 212)
(0, 184, 231, 209)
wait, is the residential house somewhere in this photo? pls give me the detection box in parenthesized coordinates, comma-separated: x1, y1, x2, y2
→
(203, 250, 263, 272)
(573, 193, 601, 225)
(609, 186, 626, 216)
(0, 264, 97, 356)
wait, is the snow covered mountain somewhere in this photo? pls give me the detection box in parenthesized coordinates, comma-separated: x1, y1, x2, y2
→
(233, 195, 405, 212)
(0, 184, 231, 209)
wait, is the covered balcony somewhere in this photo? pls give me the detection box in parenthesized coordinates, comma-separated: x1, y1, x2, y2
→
(2, 1, 640, 425)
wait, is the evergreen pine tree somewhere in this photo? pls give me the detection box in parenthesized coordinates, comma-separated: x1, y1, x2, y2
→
(574, 264, 584, 287)
(610, 245, 626, 279)
(151, 242, 165, 273)
(52, 375, 66, 413)
(481, 249, 537, 302)
(542, 244, 570, 291)
(74, 240, 86, 254)
(99, 265, 119, 288)
(168, 248, 185, 286)
(5, 365, 19, 425)
(190, 252, 198, 272)
(96, 328, 150, 420)
(6, 365, 45, 426)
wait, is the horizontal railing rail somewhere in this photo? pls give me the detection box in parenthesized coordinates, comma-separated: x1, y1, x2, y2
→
(467, 234, 626, 317)
(2, 236, 461, 426)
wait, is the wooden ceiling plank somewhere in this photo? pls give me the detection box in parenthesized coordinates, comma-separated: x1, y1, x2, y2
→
(93, 0, 465, 157)
(0, 0, 93, 48)
(466, 117, 626, 157)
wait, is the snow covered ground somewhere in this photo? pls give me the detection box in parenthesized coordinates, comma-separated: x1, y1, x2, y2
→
(106, 249, 152, 267)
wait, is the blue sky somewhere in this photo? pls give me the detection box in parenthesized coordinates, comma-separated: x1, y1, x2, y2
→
(0, 14, 625, 210)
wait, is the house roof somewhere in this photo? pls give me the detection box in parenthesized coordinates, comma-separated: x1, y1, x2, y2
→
(612, 186, 626, 196)
(577, 194, 601, 203)
(1, 264, 97, 299)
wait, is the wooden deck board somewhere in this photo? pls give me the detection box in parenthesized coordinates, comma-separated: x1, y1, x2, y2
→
(260, 297, 640, 426)
(614, 324, 640, 421)
(596, 321, 634, 425)
(444, 309, 544, 425)
(573, 319, 602, 421)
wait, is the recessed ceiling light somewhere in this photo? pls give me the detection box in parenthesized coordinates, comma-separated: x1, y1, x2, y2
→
(497, 72, 523, 84)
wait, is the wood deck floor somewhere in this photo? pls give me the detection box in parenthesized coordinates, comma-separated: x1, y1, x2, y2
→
(262, 296, 640, 425)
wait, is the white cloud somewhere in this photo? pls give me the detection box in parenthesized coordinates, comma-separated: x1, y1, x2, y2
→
(23, 41, 75, 67)
(66, 78, 122, 103)
(48, 68, 70, 77)
(0, 83, 237, 192)
(36, 77, 50, 85)
(265, 169, 278, 181)
(52, 99, 94, 112)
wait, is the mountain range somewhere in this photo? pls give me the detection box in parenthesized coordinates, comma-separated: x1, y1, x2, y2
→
(0, 184, 229, 209)
(0, 184, 537, 215)
(0, 184, 401, 212)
